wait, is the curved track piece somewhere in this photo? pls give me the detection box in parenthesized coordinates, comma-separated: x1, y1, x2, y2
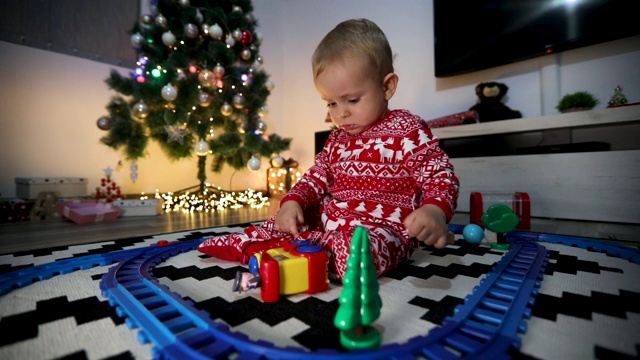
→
(421, 237, 548, 359)
(0, 244, 180, 296)
(509, 231, 640, 264)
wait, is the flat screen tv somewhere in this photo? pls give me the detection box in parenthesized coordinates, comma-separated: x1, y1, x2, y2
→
(434, 0, 639, 77)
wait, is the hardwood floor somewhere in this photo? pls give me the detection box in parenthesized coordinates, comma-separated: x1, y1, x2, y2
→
(1, 200, 638, 255)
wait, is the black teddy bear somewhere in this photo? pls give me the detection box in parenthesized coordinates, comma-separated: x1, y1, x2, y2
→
(469, 82, 522, 122)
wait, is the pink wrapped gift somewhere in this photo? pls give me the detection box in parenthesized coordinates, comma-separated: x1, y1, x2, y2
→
(57, 201, 121, 224)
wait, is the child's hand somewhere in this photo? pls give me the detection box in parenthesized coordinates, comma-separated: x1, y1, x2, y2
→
(274, 201, 305, 236)
(404, 204, 453, 248)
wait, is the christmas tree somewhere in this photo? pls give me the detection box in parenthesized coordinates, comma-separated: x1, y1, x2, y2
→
(97, 0, 291, 193)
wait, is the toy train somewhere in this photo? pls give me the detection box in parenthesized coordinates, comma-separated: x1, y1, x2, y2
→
(232, 239, 330, 302)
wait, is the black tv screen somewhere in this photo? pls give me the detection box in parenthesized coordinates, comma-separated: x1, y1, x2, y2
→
(434, 0, 639, 77)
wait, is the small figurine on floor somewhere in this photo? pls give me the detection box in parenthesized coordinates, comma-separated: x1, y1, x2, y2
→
(481, 204, 520, 250)
(232, 269, 262, 292)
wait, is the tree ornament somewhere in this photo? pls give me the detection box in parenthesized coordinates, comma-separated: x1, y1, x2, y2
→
(254, 32, 263, 45)
(232, 93, 246, 109)
(195, 9, 203, 23)
(132, 101, 149, 118)
(178, 0, 190, 6)
(225, 36, 236, 47)
(266, 80, 275, 91)
(271, 155, 284, 168)
(131, 32, 144, 48)
(184, 23, 199, 38)
(97, 116, 113, 130)
(241, 48, 252, 60)
(258, 105, 269, 117)
(165, 123, 188, 144)
(245, 13, 256, 25)
(161, 83, 178, 101)
(232, 5, 243, 13)
(256, 120, 267, 134)
(130, 160, 139, 183)
(209, 23, 223, 39)
(198, 69, 215, 87)
(155, 14, 167, 27)
(232, 29, 243, 41)
(140, 14, 153, 26)
(194, 139, 209, 156)
(161, 31, 176, 46)
(221, 102, 233, 116)
(213, 64, 225, 78)
(241, 30, 253, 45)
(247, 155, 261, 171)
(198, 91, 212, 106)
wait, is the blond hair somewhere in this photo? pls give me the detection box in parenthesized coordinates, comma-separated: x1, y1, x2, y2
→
(312, 19, 394, 82)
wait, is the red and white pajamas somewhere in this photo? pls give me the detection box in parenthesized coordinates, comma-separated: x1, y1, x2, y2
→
(198, 109, 459, 279)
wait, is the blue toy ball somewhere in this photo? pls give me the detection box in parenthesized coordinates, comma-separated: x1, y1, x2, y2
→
(463, 224, 484, 244)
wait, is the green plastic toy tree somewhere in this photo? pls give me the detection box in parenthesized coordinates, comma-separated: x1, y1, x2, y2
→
(334, 226, 383, 350)
(97, 0, 291, 191)
(481, 203, 520, 250)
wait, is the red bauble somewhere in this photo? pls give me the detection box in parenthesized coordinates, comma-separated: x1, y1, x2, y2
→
(241, 31, 253, 45)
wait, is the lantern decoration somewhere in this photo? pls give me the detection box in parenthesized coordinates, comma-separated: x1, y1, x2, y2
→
(266, 158, 301, 196)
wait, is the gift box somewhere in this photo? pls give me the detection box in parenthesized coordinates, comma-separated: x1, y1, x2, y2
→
(113, 198, 163, 217)
(56, 200, 121, 224)
(425, 110, 479, 129)
(15, 177, 88, 199)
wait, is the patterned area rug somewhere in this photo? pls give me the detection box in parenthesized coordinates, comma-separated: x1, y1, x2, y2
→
(0, 222, 638, 359)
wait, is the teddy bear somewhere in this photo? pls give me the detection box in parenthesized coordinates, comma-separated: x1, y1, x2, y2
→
(469, 82, 522, 122)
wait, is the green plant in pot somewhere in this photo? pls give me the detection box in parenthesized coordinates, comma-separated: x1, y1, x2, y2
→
(556, 91, 599, 113)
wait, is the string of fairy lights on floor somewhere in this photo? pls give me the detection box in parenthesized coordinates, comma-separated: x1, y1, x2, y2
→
(152, 184, 270, 213)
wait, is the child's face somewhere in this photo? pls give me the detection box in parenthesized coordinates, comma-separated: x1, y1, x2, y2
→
(314, 57, 391, 135)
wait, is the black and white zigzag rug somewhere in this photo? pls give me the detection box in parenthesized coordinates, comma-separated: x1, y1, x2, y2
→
(0, 222, 638, 359)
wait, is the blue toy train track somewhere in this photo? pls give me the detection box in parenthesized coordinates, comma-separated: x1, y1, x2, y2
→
(1, 227, 638, 359)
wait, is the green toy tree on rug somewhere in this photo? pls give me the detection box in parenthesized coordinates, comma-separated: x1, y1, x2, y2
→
(97, 0, 291, 191)
(334, 226, 383, 350)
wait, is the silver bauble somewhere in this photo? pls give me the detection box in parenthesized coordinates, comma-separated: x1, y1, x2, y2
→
(155, 14, 167, 27)
(247, 156, 261, 171)
(210, 24, 223, 39)
(131, 33, 144, 48)
(162, 31, 176, 46)
(97, 116, 112, 130)
(198, 91, 212, 107)
(161, 83, 178, 101)
(184, 23, 199, 38)
(132, 101, 149, 118)
(195, 139, 209, 156)
(232, 93, 245, 109)
(221, 103, 233, 116)
(271, 156, 284, 168)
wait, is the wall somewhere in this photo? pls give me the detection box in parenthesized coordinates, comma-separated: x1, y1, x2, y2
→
(1, 0, 639, 207)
